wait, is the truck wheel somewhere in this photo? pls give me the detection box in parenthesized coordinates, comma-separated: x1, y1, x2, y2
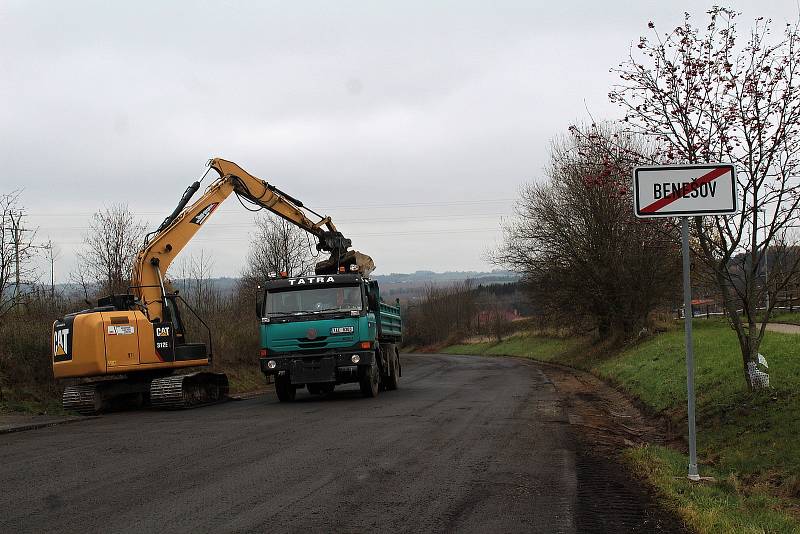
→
(359, 362, 380, 398)
(385, 348, 400, 391)
(275, 376, 296, 402)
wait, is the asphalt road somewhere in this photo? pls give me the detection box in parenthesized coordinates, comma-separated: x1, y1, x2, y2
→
(0, 354, 679, 533)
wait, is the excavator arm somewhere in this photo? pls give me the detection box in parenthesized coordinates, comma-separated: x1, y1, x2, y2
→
(131, 158, 368, 323)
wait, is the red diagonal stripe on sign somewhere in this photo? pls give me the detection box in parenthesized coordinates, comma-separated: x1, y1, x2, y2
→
(641, 166, 730, 214)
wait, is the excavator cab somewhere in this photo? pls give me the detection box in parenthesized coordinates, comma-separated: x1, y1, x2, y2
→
(152, 292, 210, 363)
(96, 293, 137, 310)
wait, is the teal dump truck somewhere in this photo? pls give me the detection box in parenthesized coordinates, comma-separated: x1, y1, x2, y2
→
(258, 273, 402, 401)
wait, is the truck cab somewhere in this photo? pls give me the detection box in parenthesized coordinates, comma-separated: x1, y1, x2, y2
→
(258, 273, 401, 401)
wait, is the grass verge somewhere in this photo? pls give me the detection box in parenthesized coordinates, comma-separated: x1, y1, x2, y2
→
(0, 364, 268, 416)
(625, 445, 799, 533)
(443, 321, 800, 532)
(0, 398, 69, 416)
(443, 332, 582, 362)
(221, 364, 269, 394)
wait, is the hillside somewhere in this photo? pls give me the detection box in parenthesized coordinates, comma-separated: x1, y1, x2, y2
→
(53, 270, 520, 302)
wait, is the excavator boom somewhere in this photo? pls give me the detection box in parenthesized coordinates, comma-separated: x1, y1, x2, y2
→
(133, 158, 370, 323)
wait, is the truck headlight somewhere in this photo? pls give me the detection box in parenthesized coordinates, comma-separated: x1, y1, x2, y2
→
(351, 354, 360, 364)
(267, 360, 277, 369)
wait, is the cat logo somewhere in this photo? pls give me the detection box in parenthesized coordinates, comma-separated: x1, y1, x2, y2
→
(156, 326, 170, 337)
(54, 328, 69, 357)
(190, 203, 219, 225)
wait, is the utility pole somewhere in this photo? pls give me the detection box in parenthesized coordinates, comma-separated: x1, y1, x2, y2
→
(46, 239, 55, 299)
(6, 208, 40, 311)
(11, 211, 21, 304)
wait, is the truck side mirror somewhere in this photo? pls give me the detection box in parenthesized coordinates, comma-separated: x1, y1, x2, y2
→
(256, 286, 262, 319)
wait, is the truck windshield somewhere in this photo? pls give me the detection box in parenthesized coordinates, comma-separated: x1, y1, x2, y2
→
(266, 285, 363, 316)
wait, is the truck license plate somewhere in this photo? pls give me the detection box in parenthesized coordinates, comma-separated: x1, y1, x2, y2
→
(330, 326, 354, 334)
(290, 357, 336, 384)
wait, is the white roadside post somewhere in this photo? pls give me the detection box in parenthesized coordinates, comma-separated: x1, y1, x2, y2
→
(633, 164, 738, 481)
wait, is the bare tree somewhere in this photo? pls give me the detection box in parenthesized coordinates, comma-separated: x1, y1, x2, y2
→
(0, 191, 39, 319)
(610, 8, 800, 388)
(76, 204, 146, 296)
(69, 267, 94, 305)
(488, 305, 514, 342)
(494, 124, 680, 339)
(404, 280, 477, 346)
(243, 213, 314, 283)
(170, 250, 221, 316)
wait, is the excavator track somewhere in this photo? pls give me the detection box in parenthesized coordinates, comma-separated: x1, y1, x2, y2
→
(62, 384, 102, 415)
(150, 372, 229, 409)
(62, 373, 228, 414)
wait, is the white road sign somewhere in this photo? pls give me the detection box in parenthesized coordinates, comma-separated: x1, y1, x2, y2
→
(633, 164, 737, 218)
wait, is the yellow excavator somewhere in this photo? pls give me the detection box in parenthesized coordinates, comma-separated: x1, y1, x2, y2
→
(52, 158, 371, 414)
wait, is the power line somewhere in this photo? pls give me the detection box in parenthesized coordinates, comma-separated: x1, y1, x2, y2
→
(30, 214, 510, 232)
(26, 198, 516, 217)
(188, 227, 501, 240)
(48, 227, 501, 246)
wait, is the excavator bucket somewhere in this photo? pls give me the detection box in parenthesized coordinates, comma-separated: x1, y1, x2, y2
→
(315, 250, 375, 277)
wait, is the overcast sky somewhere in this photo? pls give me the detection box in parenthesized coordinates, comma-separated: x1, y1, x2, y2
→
(2, 0, 797, 281)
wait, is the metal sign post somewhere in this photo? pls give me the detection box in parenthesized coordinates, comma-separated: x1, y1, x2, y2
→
(681, 217, 700, 481)
(634, 163, 737, 481)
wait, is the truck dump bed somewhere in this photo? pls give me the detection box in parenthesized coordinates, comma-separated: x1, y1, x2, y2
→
(378, 301, 402, 342)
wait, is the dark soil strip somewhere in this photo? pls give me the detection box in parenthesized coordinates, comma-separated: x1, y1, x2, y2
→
(574, 446, 687, 533)
(531, 359, 690, 533)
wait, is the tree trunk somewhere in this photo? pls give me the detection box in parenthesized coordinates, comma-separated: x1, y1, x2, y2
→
(737, 334, 755, 390)
(715, 263, 758, 391)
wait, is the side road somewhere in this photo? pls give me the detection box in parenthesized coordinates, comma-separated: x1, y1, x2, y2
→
(765, 322, 800, 334)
